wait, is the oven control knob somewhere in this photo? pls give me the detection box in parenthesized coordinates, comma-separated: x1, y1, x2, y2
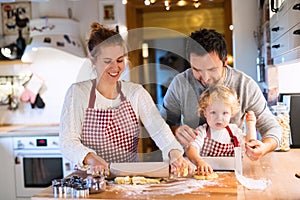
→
(17, 140, 24, 149)
(52, 141, 58, 146)
(29, 141, 34, 146)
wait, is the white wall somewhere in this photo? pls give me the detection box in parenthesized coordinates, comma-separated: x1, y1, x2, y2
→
(231, 0, 259, 81)
(278, 62, 300, 93)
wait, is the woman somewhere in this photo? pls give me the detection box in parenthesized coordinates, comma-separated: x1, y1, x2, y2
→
(59, 22, 192, 176)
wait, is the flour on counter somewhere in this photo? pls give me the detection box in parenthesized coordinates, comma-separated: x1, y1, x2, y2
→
(107, 177, 224, 197)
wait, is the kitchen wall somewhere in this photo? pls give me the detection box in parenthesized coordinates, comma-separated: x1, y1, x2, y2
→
(0, 0, 126, 124)
(231, 0, 259, 81)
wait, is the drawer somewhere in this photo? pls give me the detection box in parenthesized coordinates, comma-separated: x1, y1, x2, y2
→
(271, 32, 289, 58)
(270, 11, 289, 41)
(288, 0, 300, 29)
(273, 46, 300, 65)
(289, 22, 300, 50)
(270, 0, 290, 27)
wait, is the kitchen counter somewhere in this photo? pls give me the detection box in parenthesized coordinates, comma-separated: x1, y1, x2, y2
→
(0, 123, 59, 137)
(32, 149, 300, 200)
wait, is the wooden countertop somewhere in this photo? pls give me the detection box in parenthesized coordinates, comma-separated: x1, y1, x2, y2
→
(32, 149, 300, 200)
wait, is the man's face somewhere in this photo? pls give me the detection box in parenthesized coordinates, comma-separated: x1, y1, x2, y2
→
(190, 51, 226, 88)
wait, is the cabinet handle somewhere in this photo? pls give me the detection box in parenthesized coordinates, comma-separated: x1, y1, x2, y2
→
(293, 29, 300, 35)
(293, 3, 300, 10)
(271, 0, 279, 13)
(272, 27, 280, 32)
(272, 44, 280, 49)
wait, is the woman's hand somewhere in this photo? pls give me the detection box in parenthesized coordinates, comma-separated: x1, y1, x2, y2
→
(84, 152, 109, 176)
(169, 149, 194, 177)
(195, 159, 213, 175)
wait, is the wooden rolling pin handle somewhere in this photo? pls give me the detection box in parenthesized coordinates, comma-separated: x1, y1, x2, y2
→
(246, 111, 257, 142)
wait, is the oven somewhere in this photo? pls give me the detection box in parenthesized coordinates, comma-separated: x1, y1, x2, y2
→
(13, 136, 74, 198)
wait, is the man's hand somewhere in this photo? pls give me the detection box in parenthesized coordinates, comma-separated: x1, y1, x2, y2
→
(172, 125, 199, 147)
(245, 137, 278, 161)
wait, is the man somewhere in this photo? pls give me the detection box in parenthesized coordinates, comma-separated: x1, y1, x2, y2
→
(160, 28, 282, 161)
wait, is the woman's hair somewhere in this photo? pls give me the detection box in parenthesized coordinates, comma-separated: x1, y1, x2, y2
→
(87, 22, 126, 58)
(198, 85, 240, 118)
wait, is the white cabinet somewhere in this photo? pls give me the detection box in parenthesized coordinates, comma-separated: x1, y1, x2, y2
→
(0, 137, 16, 200)
(270, 0, 300, 65)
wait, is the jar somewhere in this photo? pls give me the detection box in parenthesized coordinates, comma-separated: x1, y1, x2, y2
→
(271, 102, 291, 151)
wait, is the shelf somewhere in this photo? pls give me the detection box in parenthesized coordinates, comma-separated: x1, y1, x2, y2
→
(0, 60, 30, 65)
(0, 60, 24, 65)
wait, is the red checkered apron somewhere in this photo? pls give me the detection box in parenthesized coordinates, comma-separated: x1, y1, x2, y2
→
(81, 79, 139, 163)
(200, 125, 239, 157)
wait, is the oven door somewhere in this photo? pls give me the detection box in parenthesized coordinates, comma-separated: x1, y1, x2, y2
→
(14, 149, 73, 198)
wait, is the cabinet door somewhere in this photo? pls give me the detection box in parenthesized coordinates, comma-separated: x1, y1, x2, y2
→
(271, 32, 289, 58)
(0, 137, 16, 200)
(288, 0, 300, 30)
(289, 22, 300, 50)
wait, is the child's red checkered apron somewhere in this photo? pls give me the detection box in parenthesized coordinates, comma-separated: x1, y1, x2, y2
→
(81, 79, 139, 163)
(200, 125, 239, 157)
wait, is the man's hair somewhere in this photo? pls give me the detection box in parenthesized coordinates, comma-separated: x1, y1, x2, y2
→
(186, 28, 228, 63)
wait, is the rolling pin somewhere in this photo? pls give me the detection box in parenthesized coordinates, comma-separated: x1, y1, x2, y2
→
(245, 111, 257, 141)
(108, 162, 169, 178)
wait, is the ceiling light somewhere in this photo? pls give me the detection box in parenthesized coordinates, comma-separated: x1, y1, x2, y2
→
(1, 44, 18, 60)
(122, 0, 127, 4)
(177, 0, 187, 6)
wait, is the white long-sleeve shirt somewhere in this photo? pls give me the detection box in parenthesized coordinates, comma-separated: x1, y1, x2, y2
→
(59, 80, 183, 165)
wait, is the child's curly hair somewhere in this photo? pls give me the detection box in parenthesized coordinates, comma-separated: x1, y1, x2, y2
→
(198, 85, 240, 118)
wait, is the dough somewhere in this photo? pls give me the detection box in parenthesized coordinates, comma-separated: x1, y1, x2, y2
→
(193, 172, 218, 180)
(114, 176, 132, 184)
(132, 176, 161, 185)
(177, 167, 189, 177)
(114, 176, 161, 185)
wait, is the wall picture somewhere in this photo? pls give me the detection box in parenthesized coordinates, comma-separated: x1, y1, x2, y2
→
(1, 2, 31, 36)
(99, 0, 118, 24)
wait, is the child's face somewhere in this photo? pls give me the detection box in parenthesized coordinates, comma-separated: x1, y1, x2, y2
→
(204, 101, 232, 130)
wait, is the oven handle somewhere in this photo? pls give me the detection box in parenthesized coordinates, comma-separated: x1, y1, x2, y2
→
(15, 154, 21, 165)
(14, 151, 64, 165)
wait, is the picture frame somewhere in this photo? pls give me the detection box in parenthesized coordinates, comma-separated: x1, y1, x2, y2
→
(1, 2, 31, 36)
(99, 0, 118, 25)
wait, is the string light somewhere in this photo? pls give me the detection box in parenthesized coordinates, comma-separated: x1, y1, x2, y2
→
(144, 0, 151, 6)
(194, 1, 201, 8)
(164, 0, 169, 7)
(177, 0, 187, 6)
(142, 0, 202, 9)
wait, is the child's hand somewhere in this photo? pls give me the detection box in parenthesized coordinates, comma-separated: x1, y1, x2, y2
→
(195, 159, 213, 175)
(246, 110, 256, 124)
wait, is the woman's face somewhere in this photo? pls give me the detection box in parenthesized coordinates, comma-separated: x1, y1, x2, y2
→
(93, 44, 125, 84)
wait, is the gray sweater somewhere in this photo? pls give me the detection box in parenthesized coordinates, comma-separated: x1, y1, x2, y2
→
(160, 66, 282, 145)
